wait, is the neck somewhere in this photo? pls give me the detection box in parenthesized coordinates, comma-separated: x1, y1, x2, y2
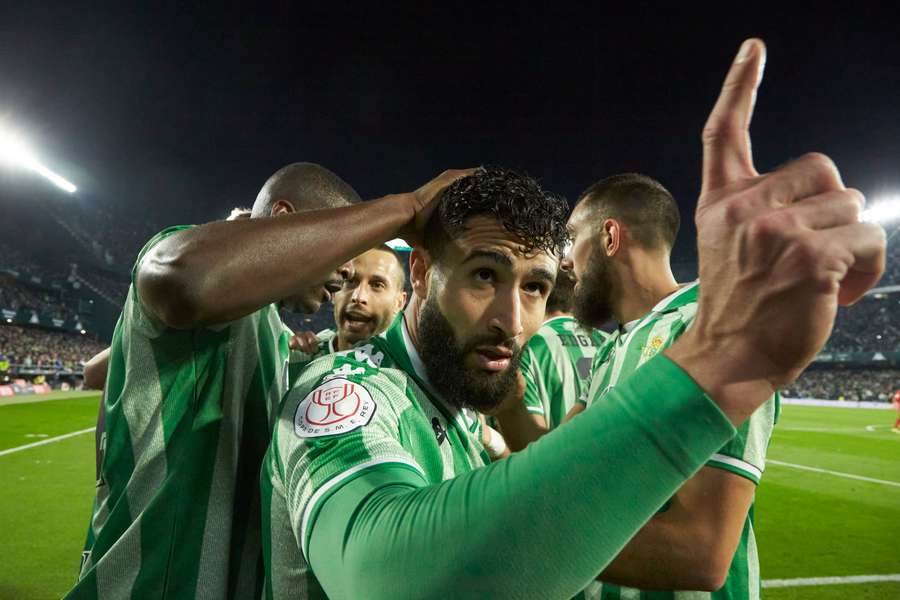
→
(613, 251, 680, 324)
(335, 334, 351, 352)
(544, 310, 571, 321)
(404, 293, 426, 353)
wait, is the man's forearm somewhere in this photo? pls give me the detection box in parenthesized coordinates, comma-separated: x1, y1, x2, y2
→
(138, 194, 413, 328)
(491, 404, 548, 451)
(308, 355, 736, 599)
(598, 465, 754, 591)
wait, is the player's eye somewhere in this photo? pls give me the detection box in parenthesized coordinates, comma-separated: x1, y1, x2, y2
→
(370, 280, 386, 291)
(523, 281, 548, 296)
(473, 268, 495, 283)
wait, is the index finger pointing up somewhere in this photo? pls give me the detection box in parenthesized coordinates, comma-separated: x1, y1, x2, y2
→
(701, 39, 767, 196)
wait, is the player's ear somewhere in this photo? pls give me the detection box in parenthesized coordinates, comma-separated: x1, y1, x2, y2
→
(409, 249, 432, 300)
(603, 218, 622, 258)
(396, 290, 408, 311)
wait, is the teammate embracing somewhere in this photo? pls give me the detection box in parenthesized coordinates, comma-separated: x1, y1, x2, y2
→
(68, 162, 471, 599)
(289, 244, 408, 361)
(260, 38, 885, 599)
(566, 173, 778, 598)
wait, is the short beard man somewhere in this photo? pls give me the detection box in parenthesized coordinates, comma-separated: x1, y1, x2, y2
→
(573, 245, 617, 328)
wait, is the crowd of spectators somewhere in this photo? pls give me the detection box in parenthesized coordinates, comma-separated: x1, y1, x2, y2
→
(783, 368, 900, 403)
(824, 292, 900, 353)
(0, 279, 77, 320)
(879, 228, 900, 287)
(73, 267, 130, 306)
(42, 200, 158, 269)
(0, 324, 105, 372)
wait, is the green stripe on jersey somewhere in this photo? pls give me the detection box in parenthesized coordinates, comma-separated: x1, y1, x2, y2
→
(262, 315, 489, 598)
(579, 282, 776, 600)
(520, 316, 608, 428)
(68, 226, 299, 600)
(288, 329, 338, 388)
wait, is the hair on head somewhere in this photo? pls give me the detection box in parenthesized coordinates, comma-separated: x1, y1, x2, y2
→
(578, 173, 680, 251)
(424, 166, 569, 261)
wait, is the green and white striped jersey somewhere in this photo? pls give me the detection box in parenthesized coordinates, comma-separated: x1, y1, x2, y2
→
(287, 329, 337, 388)
(577, 282, 779, 600)
(69, 226, 309, 600)
(261, 315, 488, 599)
(520, 316, 608, 428)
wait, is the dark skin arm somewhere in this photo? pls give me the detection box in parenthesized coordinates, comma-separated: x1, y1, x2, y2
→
(83, 347, 110, 391)
(599, 466, 755, 591)
(138, 170, 473, 329)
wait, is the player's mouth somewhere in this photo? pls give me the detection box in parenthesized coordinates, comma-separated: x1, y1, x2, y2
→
(472, 346, 513, 373)
(342, 310, 374, 332)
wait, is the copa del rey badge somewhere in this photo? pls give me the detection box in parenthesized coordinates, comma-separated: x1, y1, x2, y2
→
(294, 378, 376, 438)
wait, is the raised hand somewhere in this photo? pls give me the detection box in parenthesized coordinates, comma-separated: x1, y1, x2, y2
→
(668, 39, 886, 421)
(398, 168, 479, 248)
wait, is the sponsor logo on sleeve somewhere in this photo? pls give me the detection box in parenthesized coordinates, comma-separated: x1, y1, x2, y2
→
(294, 377, 376, 438)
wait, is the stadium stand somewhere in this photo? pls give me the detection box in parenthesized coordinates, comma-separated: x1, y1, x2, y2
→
(0, 324, 105, 377)
(782, 368, 900, 404)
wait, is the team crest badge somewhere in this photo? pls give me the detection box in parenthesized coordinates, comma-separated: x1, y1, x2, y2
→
(294, 378, 376, 438)
(642, 335, 665, 359)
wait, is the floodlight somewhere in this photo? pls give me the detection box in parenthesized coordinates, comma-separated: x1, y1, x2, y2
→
(861, 195, 900, 226)
(0, 125, 77, 193)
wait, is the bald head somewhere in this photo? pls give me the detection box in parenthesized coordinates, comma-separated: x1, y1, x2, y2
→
(252, 162, 361, 217)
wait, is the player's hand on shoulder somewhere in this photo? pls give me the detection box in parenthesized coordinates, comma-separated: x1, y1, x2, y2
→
(667, 39, 886, 422)
(289, 330, 320, 354)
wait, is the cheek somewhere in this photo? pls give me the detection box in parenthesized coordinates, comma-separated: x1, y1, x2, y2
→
(521, 298, 547, 339)
(437, 290, 482, 342)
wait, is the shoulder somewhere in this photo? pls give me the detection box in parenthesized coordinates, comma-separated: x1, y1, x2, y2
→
(281, 342, 416, 428)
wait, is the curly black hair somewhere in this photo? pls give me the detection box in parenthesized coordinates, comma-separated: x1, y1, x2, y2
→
(424, 166, 569, 260)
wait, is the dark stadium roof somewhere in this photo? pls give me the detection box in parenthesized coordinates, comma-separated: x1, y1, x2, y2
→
(1, 4, 898, 269)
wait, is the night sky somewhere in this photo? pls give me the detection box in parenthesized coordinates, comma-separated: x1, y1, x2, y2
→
(1, 3, 898, 264)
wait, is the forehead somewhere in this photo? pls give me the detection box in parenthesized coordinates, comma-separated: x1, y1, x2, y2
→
(567, 200, 593, 232)
(444, 216, 558, 271)
(353, 249, 401, 277)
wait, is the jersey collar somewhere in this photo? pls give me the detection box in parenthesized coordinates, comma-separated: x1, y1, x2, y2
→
(618, 281, 699, 342)
(378, 313, 480, 435)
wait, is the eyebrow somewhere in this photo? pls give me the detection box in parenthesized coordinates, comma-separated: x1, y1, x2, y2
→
(463, 249, 556, 284)
(529, 267, 557, 285)
(462, 249, 513, 268)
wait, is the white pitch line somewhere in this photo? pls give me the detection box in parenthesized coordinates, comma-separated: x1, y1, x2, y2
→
(763, 574, 900, 588)
(0, 427, 95, 457)
(768, 459, 900, 488)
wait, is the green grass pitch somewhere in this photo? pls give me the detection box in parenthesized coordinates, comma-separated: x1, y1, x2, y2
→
(0, 393, 897, 598)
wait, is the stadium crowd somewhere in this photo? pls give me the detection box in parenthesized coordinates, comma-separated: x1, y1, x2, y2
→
(824, 292, 900, 353)
(0, 278, 75, 320)
(783, 368, 900, 403)
(0, 324, 105, 372)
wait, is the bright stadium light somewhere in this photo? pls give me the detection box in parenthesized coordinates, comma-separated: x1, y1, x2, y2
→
(0, 125, 77, 193)
(862, 195, 900, 226)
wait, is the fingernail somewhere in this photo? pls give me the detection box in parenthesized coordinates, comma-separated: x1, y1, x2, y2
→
(736, 39, 755, 63)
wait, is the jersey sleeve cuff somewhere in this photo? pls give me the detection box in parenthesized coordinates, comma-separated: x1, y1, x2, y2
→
(525, 405, 546, 415)
(706, 454, 763, 485)
(612, 354, 736, 478)
(301, 457, 427, 560)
